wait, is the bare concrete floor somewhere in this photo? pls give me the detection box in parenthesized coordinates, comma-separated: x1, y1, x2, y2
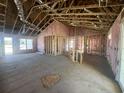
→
(0, 53, 122, 93)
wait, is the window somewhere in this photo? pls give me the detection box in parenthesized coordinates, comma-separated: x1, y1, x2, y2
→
(27, 39, 33, 49)
(70, 40, 74, 48)
(69, 38, 75, 49)
(108, 32, 112, 47)
(20, 39, 33, 50)
(4, 37, 13, 55)
(108, 33, 112, 40)
(20, 39, 26, 50)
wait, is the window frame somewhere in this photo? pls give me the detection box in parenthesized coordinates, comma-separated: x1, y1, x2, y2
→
(20, 39, 27, 50)
(26, 39, 33, 50)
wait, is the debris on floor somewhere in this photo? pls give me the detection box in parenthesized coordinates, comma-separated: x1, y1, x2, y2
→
(41, 74, 61, 88)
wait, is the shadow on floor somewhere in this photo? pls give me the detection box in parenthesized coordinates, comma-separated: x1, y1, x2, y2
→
(83, 54, 115, 80)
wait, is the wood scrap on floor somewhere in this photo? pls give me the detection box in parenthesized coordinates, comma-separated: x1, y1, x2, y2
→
(41, 74, 61, 88)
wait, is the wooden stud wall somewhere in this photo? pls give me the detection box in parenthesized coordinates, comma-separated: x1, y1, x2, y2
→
(86, 33, 106, 55)
(66, 36, 85, 64)
(68, 50, 83, 64)
(43, 31, 106, 64)
(44, 35, 65, 56)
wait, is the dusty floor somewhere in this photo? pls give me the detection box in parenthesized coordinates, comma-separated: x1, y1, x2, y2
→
(0, 53, 122, 93)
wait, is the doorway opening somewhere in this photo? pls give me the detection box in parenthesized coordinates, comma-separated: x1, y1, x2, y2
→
(4, 37, 13, 55)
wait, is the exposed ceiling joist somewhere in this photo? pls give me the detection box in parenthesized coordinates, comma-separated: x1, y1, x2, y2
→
(4, 0, 123, 35)
(60, 20, 111, 24)
(14, 0, 66, 36)
(84, 8, 102, 22)
(40, 4, 124, 12)
(11, 15, 18, 34)
(0, 13, 5, 16)
(79, 25, 109, 29)
(49, 12, 118, 16)
(34, 18, 53, 36)
(28, 0, 65, 13)
(29, 15, 48, 36)
(24, 11, 42, 34)
(74, 25, 109, 31)
(65, 0, 74, 13)
(0, 20, 4, 23)
(39, 18, 52, 31)
(55, 17, 114, 21)
(70, 23, 110, 27)
(0, 2, 6, 7)
(14, 0, 42, 34)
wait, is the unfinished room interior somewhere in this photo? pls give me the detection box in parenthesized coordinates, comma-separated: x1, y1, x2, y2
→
(0, 0, 124, 93)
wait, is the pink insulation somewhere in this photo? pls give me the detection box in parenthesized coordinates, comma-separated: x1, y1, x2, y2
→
(37, 21, 70, 53)
(86, 33, 106, 55)
(106, 13, 121, 75)
(66, 26, 106, 55)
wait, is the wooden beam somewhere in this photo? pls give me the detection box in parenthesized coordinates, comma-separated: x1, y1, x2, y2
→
(70, 23, 110, 27)
(11, 16, 18, 34)
(18, 26, 23, 34)
(3, 0, 8, 33)
(51, 2, 58, 9)
(55, 17, 114, 21)
(40, 4, 124, 12)
(28, 0, 65, 36)
(24, 0, 61, 20)
(29, 15, 48, 36)
(40, 18, 52, 30)
(25, 11, 42, 34)
(78, 25, 109, 29)
(21, 20, 40, 30)
(0, 20, 4, 23)
(30, 0, 62, 36)
(74, 25, 109, 31)
(49, 12, 118, 16)
(0, 3, 6, 7)
(84, 8, 102, 23)
(59, 20, 111, 24)
(69, 23, 110, 29)
(0, 13, 5, 16)
(34, 18, 52, 36)
(65, 0, 74, 13)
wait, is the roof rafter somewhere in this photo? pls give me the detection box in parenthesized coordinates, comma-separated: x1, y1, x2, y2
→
(49, 12, 118, 16)
(39, 4, 124, 12)
(0, 2, 6, 7)
(54, 17, 114, 21)
(59, 20, 111, 25)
